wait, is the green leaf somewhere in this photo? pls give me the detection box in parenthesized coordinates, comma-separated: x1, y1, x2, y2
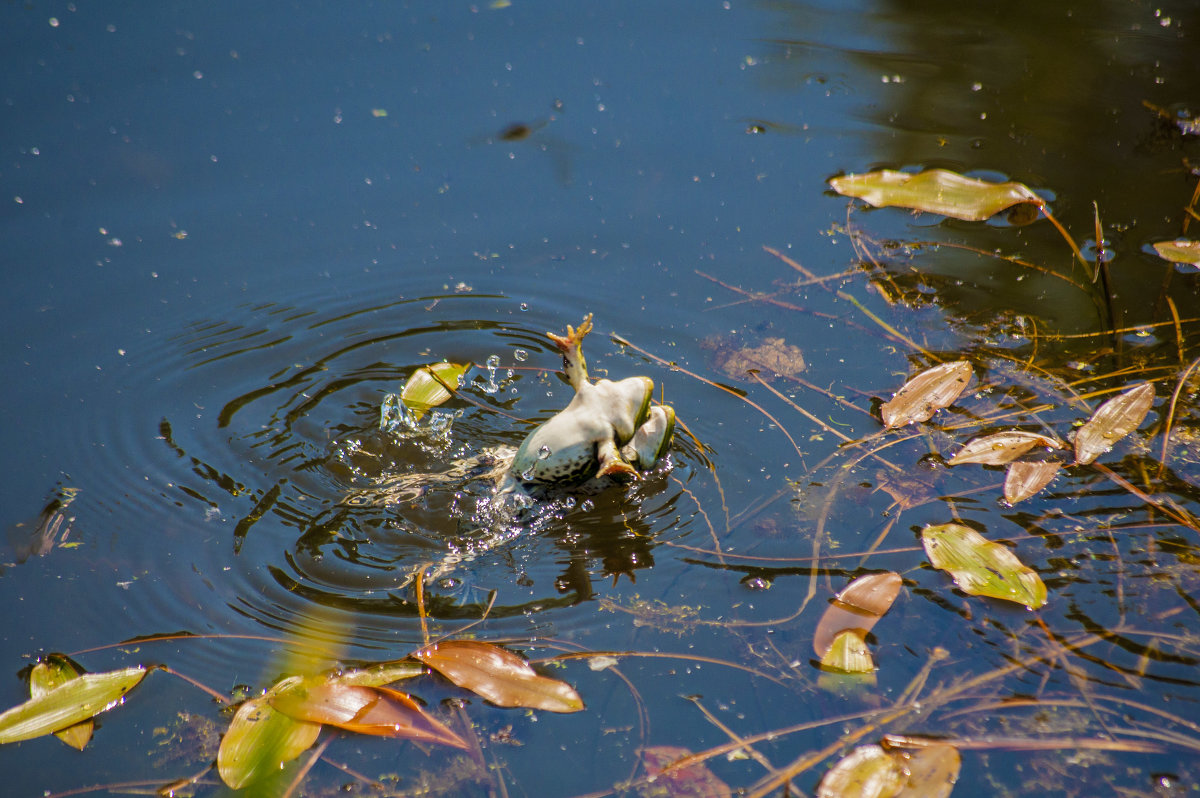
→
(29, 655, 93, 751)
(1153, 239, 1200, 267)
(413, 640, 584, 713)
(400, 362, 469, 420)
(1074, 382, 1154, 465)
(922, 523, 1046, 609)
(329, 660, 426, 688)
(881, 361, 973, 428)
(0, 666, 148, 745)
(819, 629, 876, 675)
(216, 695, 322, 790)
(829, 169, 1042, 222)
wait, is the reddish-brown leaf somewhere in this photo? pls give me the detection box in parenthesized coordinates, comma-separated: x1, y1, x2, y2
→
(1074, 382, 1154, 465)
(640, 745, 732, 798)
(413, 640, 584, 713)
(268, 678, 465, 749)
(947, 431, 1061, 466)
(1004, 461, 1062, 504)
(813, 572, 902, 657)
(881, 361, 972, 428)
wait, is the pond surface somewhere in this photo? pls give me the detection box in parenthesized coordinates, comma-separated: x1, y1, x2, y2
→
(3, 1, 1200, 796)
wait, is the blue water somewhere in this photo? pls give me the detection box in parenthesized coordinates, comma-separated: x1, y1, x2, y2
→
(2, 1, 1199, 795)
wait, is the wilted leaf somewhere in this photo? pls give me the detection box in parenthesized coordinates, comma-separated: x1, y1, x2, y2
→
(30, 656, 93, 750)
(1004, 461, 1062, 504)
(922, 523, 1047, 609)
(217, 696, 322, 790)
(413, 640, 584, 713)
(0, 665, 147, 745)
(881, 361, 973, 428)
(817, 744, 906, 798)
(1153, 240, 1200, 267)
(814, 572, 902, 657)
(400, 362, 469, 420)
(268, 677, 465, 748)
(820, 629, 875, 674)
(639, 745, 732, 798)
(894, 744, 961, 798)
(947, 431, 1061, 466)
(1074, 382, 1154, 465)
(829, 169, 1042, 222)
(714, 337, 806, 380)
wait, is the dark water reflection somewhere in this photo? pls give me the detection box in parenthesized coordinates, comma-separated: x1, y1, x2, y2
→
(3, 0, 1200, 795)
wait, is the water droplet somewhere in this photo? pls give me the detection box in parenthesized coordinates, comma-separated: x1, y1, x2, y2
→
(514, 348, 528, 362)
(741, 575, 772, 590)
(519, 302, 529, 311)
(537, 445, 552, 460)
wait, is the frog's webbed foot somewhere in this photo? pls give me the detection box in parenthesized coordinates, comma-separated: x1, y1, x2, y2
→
(596, 438, 639, 479)
(547, 314, 593, 389)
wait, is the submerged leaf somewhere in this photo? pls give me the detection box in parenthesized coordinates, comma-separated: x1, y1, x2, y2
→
(1153, 240, 1200, 267)
(922, 523, 1046, 609)
(829, 169, 1042, 222)
(894, 744, 961, 798)
(29, 656, 93, 751)
(1004, 461, 1062, 504)
(817, 744, 906, 798)
(0, 666, 147, 745)
(814, 572, 902, 657)
(413, 640, 584, 713)
(639, 745, 733, 798)
(329, 660, 426, 688)
(948, 431, 1061, 466)
(400, 362, 469, 420)
(820, 629, 876, 674)
(1074, 382, 1154, 465)
(881, 361, 972, 428)
(217, 696, 322, 789)
(268, 678, 465, 748)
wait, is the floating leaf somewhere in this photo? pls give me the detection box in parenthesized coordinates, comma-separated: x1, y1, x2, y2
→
(1074, 382, 1154, 465)
(817, 744, 906, 798)
(268, 677, 465, 748)
(413, 640, 584, 713)
(29, 656, 93, 750)
(400, 362, 469, 420)
(639, 745, 733, 798)
(820, 629, 876, 674)
(922, 523, 1046, 609)
(881, 361, 972, 428)
(217, 696, 322, 790)
(894, 744, 961, 798)
(829, 169, 1042, 222)
(1153, 240, 1200, 267)
(0, 665, 147, 745)
(329, 660, 426, 688)
(1004, 461, 1062, 504)
(814, 572, 902, 657)
(947, 431, 1061, 466)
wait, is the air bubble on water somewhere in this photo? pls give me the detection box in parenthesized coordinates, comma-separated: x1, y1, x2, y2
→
(519, 302, 529, 311)
(514, 348, 528, 362)
(580, 499, 594, 511)
(741, 575, 772, 590)
(537, 445, 552, 460)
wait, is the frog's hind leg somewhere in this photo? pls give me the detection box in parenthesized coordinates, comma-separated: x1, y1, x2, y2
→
(546, 314, 593, 389)
(595, 438, 638, 479)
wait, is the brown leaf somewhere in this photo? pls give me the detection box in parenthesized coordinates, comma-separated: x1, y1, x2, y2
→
(947, 431, 1061, 466)
(1004, 461, 1061, 504)
(639, 745, 732, 798)
(715, 337, 806, 381)
(814, 572, 902, 657)
(268, 678, 466, 749)
(894, 744, 961, 798)
(817, 744, 906, 798)
(881, 361, 973, 428)
(829, 169, 1042, 222)
(1074, 382, 1154, 465)
(413, 640, 584, 713)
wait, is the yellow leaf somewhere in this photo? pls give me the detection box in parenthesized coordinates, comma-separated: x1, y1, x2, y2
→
(829, 169, 1042, 222)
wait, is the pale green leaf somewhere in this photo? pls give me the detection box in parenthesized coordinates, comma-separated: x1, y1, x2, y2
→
(216, 696, 322, 790)
(400, 362, 469, 420)
(1153, 240, 1200, 267)
(829, 169, 1042, 222)
(819, 629, 875, 674)
(30, 656, 93, 751)
(0, 666, 147, 745)
(922, 523, 1047, 609)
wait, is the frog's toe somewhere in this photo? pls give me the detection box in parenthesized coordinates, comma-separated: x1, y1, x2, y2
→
(596, 440, 639, 479)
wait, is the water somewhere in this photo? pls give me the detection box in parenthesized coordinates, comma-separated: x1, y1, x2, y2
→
(2, 1, 1199, 795)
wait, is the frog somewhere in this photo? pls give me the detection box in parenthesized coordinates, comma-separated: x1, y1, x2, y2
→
(498, 313, 675, 495)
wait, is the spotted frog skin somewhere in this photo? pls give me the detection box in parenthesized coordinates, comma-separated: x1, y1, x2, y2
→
(503, 314, 675, 491)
